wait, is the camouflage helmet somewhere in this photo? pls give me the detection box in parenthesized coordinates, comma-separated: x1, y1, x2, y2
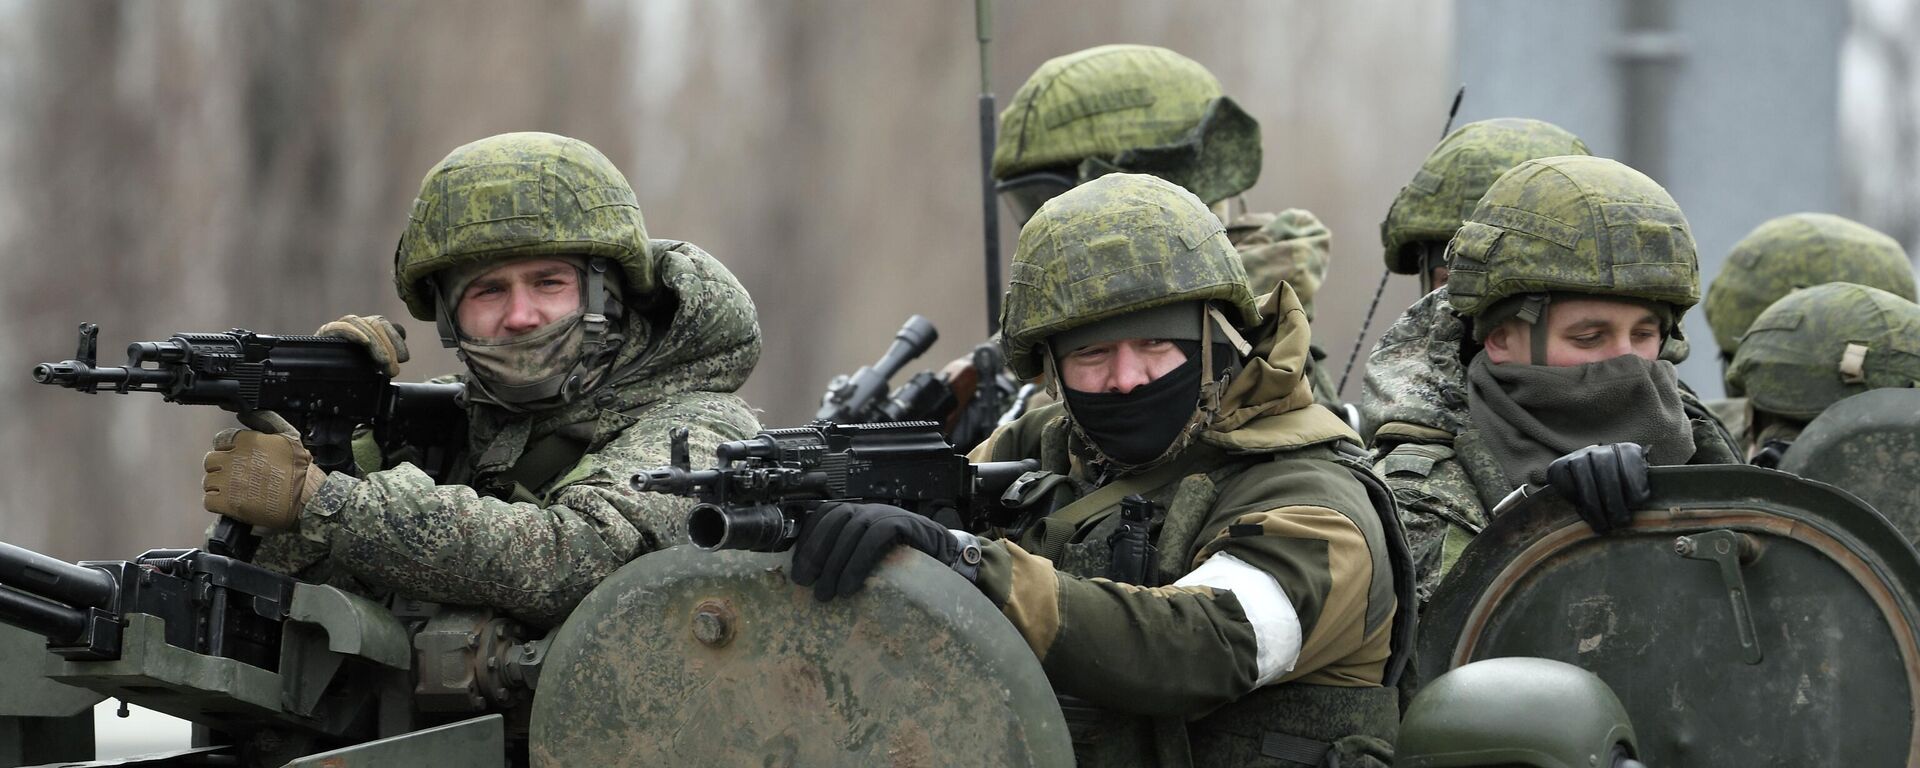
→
(1398, 657, 1638, 768)
(1381, 118, 1590, 275)
(1703, 213, 1914, 355)
(1446, 156, 1698, 322)
(394, 132, 652, 321)
(1727, 282, 1920, 420)
(992, 44, 1259, 206)
(1000, 173, 1259, 380)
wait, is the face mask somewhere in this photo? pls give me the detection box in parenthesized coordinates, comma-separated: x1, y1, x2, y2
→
(1061, 344, 1205, 466)
(458, 309, 588, 405)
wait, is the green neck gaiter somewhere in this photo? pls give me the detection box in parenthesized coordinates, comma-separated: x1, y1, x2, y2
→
(1467, 353, 1695, 486)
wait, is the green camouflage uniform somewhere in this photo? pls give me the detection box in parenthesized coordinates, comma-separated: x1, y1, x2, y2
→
(969, 174, 1403, 767)
(1702, 213, 1915, 453)
(254, 134, 763, 629)
(1362, 157, 1739, 604)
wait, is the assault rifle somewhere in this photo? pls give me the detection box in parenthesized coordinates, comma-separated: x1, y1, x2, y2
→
(632, 421, 1035, 552)
(33, 322, 468, 558)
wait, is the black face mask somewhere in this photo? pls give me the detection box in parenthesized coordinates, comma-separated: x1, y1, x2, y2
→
(1062, 341, 1206, 466)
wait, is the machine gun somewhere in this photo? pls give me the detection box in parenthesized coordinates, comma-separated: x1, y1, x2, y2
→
(633, 421, 1035, 552)
(33, 322, 468, 558)
(0, 534, 549, 766)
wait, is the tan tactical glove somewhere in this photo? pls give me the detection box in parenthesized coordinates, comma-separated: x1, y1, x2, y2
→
(317, 314, 409, 377)
(203, 425, 327, 530)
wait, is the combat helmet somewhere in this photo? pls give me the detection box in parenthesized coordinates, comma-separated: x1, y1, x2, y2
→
(1381, 119, 1590, 288)
(992, 45, 1260, 225)
(1703, 213, 1914, 360)
(1726, 282, 1920, 422)
(1446, 156, 1697, 361)
(395, 131, 652, 326)
(1398, 657, 1641, 768)
(1000, 173, 1259, 381)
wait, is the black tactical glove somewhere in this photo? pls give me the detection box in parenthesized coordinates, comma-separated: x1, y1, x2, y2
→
(1546, 443, 1652, 534)
(789, 502, 960, 602)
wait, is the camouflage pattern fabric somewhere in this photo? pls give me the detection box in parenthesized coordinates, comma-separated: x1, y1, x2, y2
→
(1230, 209, 1330, 319)
(395, 132, 653, 321)
(1703, 213, 1915, 356)
(1359, 287, 1472, 445)
(255, 241, 762, 628)
(1705, 395, 1751, 454)
(1447, 156, 1699, 319)
(1000, 173, 1260, 380)
(1728, 282, 1920, 421)
(1380, 118, 1589, 275)
(992, 45, 1259, 205)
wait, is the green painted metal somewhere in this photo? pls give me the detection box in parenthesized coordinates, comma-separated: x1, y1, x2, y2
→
(529, 546, 1073, 767)
(278, 714, 505, 768)
(285, 583, 411, 671)
(1421, 465, 1920, 766)
(48, 613, 285, 725)
(1779, 388, 1920, 549)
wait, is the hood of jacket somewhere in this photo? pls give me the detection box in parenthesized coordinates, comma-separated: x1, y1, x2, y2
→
(1200, 282, 1358, 454)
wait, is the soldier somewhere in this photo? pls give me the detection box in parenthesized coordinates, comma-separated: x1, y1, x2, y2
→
(1396, 657, 1646, 768)
(1359, 118, 1590, 443)
(1701, 213, 1915, 450)
(789, 174, 1406, 767)
(199, 132, 763, 628)
(988, 43, 1348, 411)
(1363, 156, 1740, 605)
(1379, 118, 1590, 295)
(1725, 281, 1920, 466)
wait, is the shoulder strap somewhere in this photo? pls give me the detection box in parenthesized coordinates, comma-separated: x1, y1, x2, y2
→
(1020, 446, 1222, 562)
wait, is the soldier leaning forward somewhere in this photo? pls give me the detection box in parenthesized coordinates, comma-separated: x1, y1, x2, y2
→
(1362, 156, 1740, 607)
(786, 174, 1410, 768)
(201, 132, 763, 629)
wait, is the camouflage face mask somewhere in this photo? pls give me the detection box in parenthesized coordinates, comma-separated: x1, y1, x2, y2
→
(457, 308, 590, 406)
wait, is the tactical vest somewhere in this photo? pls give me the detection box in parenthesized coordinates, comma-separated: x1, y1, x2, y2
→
(991, 412, 1412, 768)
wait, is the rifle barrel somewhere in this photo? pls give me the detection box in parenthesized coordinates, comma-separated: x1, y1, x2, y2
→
(0, 541, 116, 610)
(0, 584, 89, 643)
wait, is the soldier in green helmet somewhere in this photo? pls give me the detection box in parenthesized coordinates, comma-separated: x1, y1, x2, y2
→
(198, 132, 763, 628)
(1726, 281, 1920, 466)
(1359, 118, 1592, 443)
(788, 174, 1409, 767)
(1701, 213, 1915, 451)
(1379, 118, 1591, 294)
(983, 43, 1348, 412)
(1397, 657, 1646, 768)
(1361, 155, 1739, 605)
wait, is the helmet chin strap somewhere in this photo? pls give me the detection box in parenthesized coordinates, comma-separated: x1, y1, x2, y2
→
(1513, 294, 1552, 366)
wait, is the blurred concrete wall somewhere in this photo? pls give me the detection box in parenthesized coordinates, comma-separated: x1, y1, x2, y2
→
(0, 0, 1451, 559)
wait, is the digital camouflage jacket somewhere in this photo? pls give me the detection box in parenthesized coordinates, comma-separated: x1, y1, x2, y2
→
(1361, 287, 1739, 605)
(254, 240, 762, 628)
(970, 287, 1398, 767)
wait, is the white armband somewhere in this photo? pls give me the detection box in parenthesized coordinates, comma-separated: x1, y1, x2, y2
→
(1173, 552, 1302, 686)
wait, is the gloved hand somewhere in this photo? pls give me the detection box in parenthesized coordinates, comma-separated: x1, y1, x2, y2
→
(789, 502, 960, 602)
(317, 314, 409, 377)
(203, 414, 326, 530)
(1546, 442, 1652, 534)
